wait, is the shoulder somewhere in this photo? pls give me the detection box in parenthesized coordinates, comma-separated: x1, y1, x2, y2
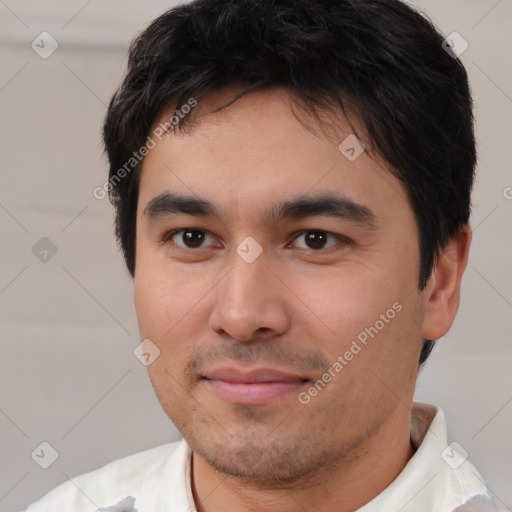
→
(454, 494, 510, 512)
(24, 440, 183, 512)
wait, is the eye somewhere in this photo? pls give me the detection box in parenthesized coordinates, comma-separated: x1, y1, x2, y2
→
(291, 230, 347, 251)
(163, 229, 219, 249)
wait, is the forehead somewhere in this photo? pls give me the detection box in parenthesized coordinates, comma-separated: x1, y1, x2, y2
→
(137, 87, 411, 225)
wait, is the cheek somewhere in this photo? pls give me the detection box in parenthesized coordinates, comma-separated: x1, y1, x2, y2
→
(289, 266, 406, 351)
(134, 269, 198, 338)
(134, 270, 203, 393)
(133, 254, 221, 378)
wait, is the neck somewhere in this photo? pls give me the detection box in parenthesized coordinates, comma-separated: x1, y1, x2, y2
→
(191, 406, 416, 512)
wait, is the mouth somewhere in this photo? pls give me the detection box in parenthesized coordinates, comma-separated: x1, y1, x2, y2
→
(201, 367, 310, 406)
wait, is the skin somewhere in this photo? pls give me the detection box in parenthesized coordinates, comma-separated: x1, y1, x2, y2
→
(133, 87, 471, 512)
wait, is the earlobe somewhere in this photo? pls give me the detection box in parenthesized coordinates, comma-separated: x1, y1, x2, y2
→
(421, 225, 472, 340)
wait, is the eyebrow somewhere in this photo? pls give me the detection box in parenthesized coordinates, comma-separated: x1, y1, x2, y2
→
(143, 192, 377, 229)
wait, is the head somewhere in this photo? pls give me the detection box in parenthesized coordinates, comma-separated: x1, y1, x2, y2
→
(103, 0, 475, 485)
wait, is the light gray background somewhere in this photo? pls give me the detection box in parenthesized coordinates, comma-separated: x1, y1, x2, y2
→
(0, 1, 511, 511)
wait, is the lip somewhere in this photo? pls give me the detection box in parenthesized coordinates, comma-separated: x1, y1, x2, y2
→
(202, 367, 309, 405)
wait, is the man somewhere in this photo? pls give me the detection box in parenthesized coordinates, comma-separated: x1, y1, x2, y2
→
(25, 0, 506, 511)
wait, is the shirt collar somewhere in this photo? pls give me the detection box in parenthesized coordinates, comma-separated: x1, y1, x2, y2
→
(359, 402, 488, 511)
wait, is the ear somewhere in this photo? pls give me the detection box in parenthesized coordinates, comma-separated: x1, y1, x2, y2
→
(421, 225, 472, 340)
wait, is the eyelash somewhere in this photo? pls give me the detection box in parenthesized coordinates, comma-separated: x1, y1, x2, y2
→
(161, 228, 352, 252)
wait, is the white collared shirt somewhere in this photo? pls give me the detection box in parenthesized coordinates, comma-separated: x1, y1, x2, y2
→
(25, 402, 507, 512)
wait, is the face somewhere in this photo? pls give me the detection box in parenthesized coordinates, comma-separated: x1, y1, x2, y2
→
(134, 87, 426, 485)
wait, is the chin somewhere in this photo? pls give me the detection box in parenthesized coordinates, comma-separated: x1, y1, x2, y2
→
(183, 419, 349, 488)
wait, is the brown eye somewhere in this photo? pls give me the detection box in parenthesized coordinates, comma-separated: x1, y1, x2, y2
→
(304, 231, 328, 249)
(181, 230, 205, 248)
(166, 229, 215, 249)
(292, 230, 343, 251)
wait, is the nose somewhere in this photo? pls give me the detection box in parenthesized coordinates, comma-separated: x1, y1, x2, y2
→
(208, 246, 291, 343)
